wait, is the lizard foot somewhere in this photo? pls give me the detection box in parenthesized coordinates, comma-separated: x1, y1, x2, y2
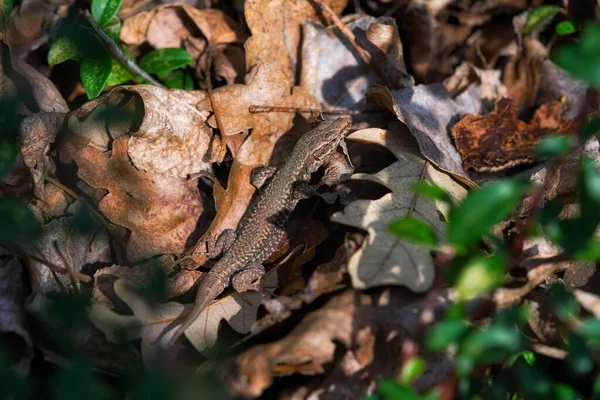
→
(232, 262, 265, 292)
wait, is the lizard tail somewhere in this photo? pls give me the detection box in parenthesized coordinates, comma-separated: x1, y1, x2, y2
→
(166, 273, 227, 348)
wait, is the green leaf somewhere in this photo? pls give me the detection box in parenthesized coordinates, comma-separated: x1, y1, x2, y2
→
(553, 23, 600, 87)
(0, 198, 41, 247)
(513, 358, 554, 397)
(447, 179, 530, 250)
(535, 134, 574, 159)
(139, 48, 193, 74)
(578, 156, 600, 239)
(411, 182, 453, 205)
(102, 16, 121, 44)
(48, 36, 82, 65)
(548, 283, 579, 321)
(524, 5, 561, 35)
(399, 357, 425, 386)
(91, 0, 123, 27)
(53, 360, 111, 400)
(504, 350, 535, 368)
(556, 21, 577, 36)
(538, 198, 563, 225)
(565, 333, 594, 377)
(80, 56, 112, 99)
(554, 384, 580, 400)
(378, 380, 421, 400)
(578, 318, 600, 343)
(574, 238, 600, 261)
(454, 254, 506, 300)
(3, 0, 14, 18)
(580, 117, 600, 140)
(425, 320, 470, 352)
(461, 326, 525, 364)
(0, 136, 17, 180)
(106, 58, 134, 86)
(388, 216, 439, 249)
(162, 70, 194, 90)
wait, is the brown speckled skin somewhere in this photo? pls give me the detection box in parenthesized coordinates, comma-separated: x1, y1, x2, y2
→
(168, 118, 353, 347)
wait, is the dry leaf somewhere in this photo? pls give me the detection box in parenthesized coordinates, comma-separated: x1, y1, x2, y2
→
(366, 83, 478, 186)
(92, 255, 200, 309)
(121, 4, 246, 83)
(231, 290, 358, 398)
(189, 63, 318, 265)
(27, 292, 143, 373)
(27, 202, 111, 294)
(245, 0, 347, 86)
(300, 16, 412, 112)
(64, 85, 213, 178)
(452, 99, 567, 172)
(444, 62, 508, 112)
(331, 128, 467, 292)
(62, 135, 204, 262)
(0, 255, 33, 373)
(19, 112, 64, 198)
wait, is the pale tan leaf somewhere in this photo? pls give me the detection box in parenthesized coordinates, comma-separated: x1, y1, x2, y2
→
(245, 0, 347, 86)
(331, 128, 467, 292)
(366, 83, 479, 185)
(183, 270, 277, 353)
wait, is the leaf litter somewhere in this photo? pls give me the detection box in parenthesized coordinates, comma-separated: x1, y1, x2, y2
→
(0, 0, 598, 398)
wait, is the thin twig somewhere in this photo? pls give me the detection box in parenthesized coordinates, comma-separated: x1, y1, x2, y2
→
(54, 241, 80, 294)
(494, 262, 567, 308)
(249, 105, 360, 115)
(310, 0, 371, 65)
(82, 11, 166, 89)
(28, 254, 92, 283)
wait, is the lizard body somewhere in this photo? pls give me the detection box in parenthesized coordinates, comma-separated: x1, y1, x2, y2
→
(168, 118, 353, 347)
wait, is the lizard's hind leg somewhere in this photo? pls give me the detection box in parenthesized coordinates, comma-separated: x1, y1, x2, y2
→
(232, 262, 265, 292)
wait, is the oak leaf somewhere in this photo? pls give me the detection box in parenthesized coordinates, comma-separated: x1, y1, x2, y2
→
(331, 128, 467, 292)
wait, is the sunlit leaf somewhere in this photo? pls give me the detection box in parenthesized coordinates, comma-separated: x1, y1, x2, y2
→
(399, 357, 425, 386)
(523, 5, 561, 34)
(162, 70, 194, 90)
(461, 326, 525, 364)
(454, 254, 506, 300)
(378, 380, 420, 400)
(91, 0, 122, 27)
(447, 179, 530, 250)
(81, 56, 112, 99)
(556, 21, 576, 36)
(388, 216, 439, 249)
(411, 182, 454, 205)
(102, 16, 121, 44)
(48, 36, 82, 65)
(425, 320, 470, 352)
(139, 48, 193, 74)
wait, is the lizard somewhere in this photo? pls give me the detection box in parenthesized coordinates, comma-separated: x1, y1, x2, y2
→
(167, 117, 353, 347)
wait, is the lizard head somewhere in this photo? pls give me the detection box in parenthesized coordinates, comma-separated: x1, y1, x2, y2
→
(299, 118, 352, 175)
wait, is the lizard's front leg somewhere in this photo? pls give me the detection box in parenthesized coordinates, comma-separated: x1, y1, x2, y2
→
(205, 229, 236, 259)
(231, 262, 265, 292)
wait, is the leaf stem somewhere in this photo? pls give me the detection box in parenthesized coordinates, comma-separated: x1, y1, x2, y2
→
(82, 10, 166, 89)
